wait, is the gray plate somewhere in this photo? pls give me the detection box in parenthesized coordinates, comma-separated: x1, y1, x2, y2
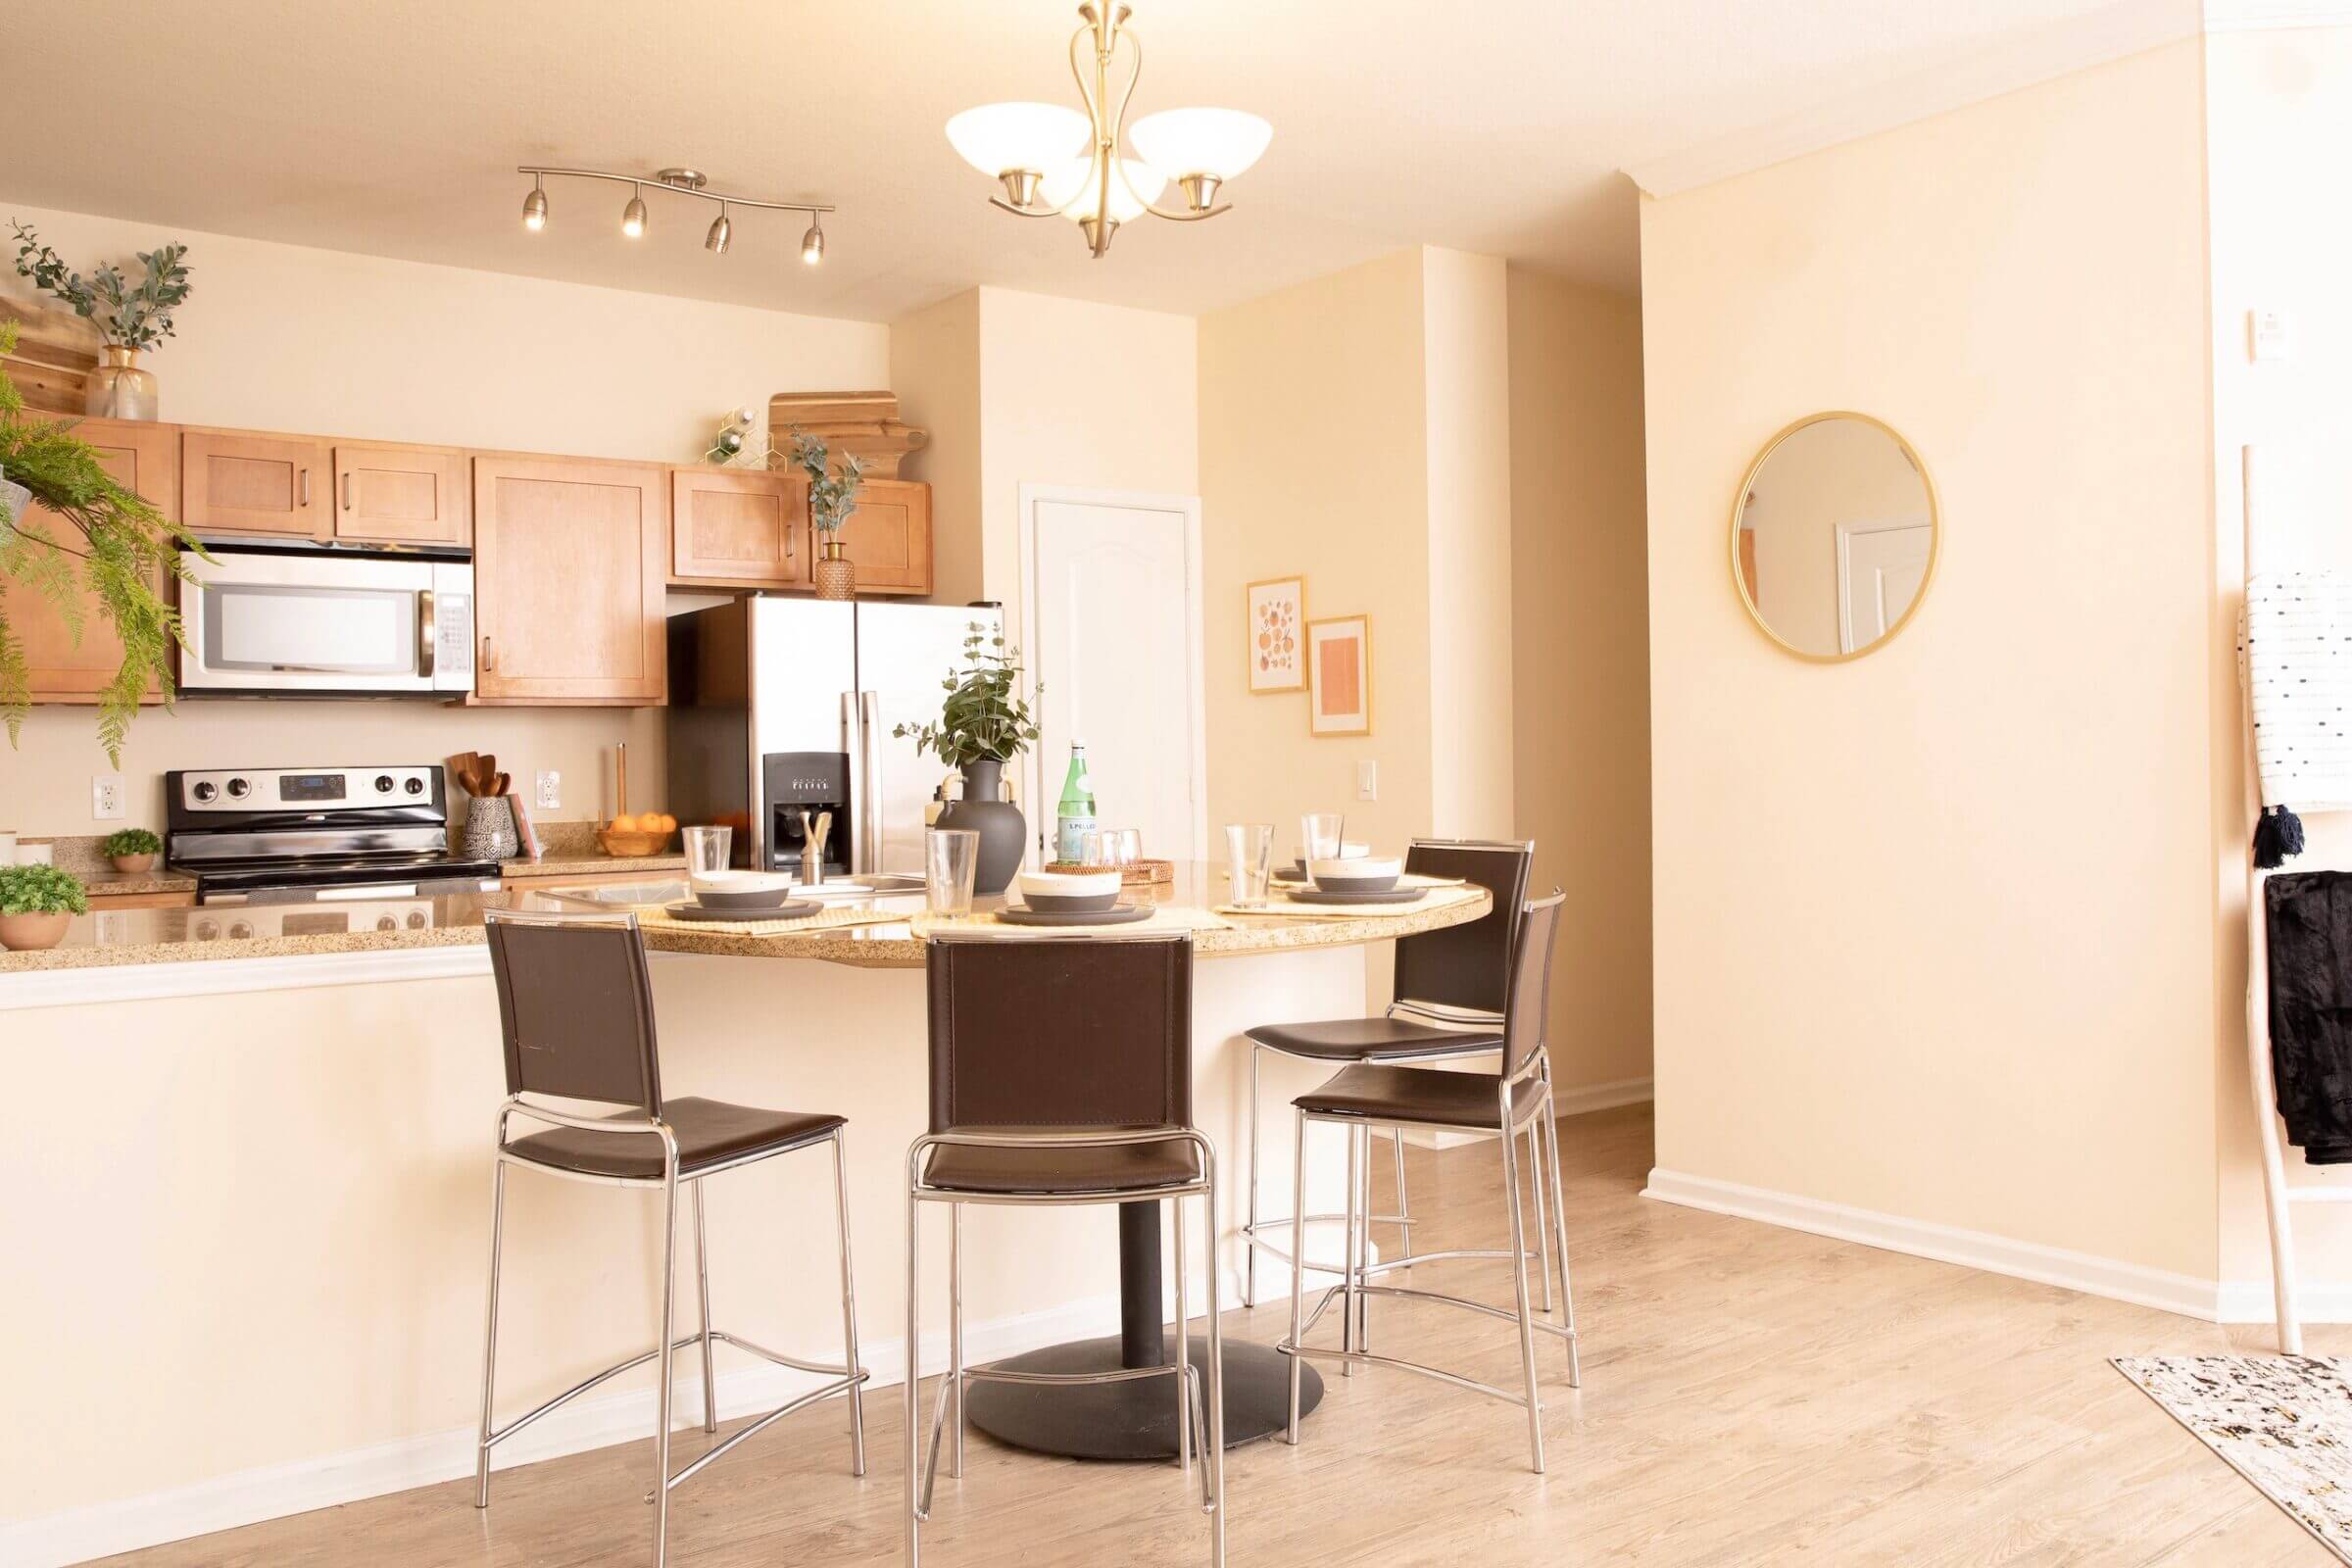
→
(996, 904, 1153, 928)
(1286, 886, 1429, 907)
(666, 900, 822, 923)
(1020, 892, 1123, 913)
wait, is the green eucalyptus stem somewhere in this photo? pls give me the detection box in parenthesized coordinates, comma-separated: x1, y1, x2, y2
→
(891, 622, 1043, 769)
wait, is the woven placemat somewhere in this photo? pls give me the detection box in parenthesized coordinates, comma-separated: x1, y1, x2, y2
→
(1215, 886, 1484, 921)
(910, 905, 1232, 940)
(634, 903, 914, 938)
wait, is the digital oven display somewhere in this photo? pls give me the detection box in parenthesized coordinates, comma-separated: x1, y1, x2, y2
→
(280, 773, 347, 804)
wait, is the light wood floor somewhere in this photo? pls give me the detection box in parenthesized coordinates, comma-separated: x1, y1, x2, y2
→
(94, 1103, 2333, 1567)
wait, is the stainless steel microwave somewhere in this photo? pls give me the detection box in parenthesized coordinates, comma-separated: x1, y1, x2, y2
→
(176, 538, 475, 697)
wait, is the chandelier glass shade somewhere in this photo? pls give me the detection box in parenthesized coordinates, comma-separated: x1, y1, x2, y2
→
(946, 3, 1270, 257)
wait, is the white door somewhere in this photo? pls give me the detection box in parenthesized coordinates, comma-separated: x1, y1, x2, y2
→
(1021, 487, 1206, 866)
(1838, 522, 1933, 653)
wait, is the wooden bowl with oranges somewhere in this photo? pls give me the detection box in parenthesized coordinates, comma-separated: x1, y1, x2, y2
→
(598, 812, 676, 858)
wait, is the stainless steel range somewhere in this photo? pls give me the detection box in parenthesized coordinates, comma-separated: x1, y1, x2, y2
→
(165, 764, 505, 906)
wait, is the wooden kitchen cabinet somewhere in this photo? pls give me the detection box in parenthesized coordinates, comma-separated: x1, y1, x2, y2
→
(10, 418, 177, 703)
(470, 455, 668, 705)
(181, 430, 331, 537)
(669, 466, 809, 588)
(827, 478, 933, 595)
(332, 442, 471, 546)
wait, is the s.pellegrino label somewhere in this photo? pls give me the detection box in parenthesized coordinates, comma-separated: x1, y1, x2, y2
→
(1055, 742, 1097, 862)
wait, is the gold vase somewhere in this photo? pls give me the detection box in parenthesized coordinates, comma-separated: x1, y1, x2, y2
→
(85, 345, 159, 420)
(812, 537, 856, 602)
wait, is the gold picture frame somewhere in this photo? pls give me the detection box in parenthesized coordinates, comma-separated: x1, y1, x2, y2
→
(1307, 613, 1371, 736)
(1246, 575, 1307, 693)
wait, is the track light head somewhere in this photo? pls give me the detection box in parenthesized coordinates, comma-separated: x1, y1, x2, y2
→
(620, 186, 648, 239)
(521, 177, 548, 231)
(802, 218, 825, 266)
(705, 206, 732, 255)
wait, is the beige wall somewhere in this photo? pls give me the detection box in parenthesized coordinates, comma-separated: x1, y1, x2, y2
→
(0, 200, 890, 836)
(1642, 42, 2221, 1277)
(2208, 25, 2352, 1293)
(1506, 269, 1651, 1093)
(888, 288, 986, 607)
(1200, 249, 1437, 870)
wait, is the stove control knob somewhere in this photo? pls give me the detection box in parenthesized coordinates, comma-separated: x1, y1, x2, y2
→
(227, 920, 254, 941)
(406, 911, 428, 930)
(373, 774, 396, 794)
(403, 776, 426, 796)
(191, 781, 218, 803)
(194, 918, 220, 941)
(375, 915, 398, 932)
(225, 777, 251, 800)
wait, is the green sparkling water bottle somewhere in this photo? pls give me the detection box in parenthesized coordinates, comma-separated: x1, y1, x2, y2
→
(1055, 742, 1097, 863)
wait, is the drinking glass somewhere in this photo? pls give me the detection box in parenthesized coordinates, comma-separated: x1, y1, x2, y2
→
(925, 828, 980, 916)
(1085, 828, 1142, 869)
(1300, 811, 1346, 867)
(682, 824, 733, 875)
(1225, 823, 1274, 906)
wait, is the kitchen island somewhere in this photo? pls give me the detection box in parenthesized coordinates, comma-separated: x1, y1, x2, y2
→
(1, 867, 1488, 1566)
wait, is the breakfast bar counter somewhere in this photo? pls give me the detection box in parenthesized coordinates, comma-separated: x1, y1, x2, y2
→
(4, 865, 1488, 1559)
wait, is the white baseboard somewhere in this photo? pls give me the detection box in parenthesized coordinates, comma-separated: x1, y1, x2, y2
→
(2215, 1278, 2352, 1326)
(1403, 1075, 1652, 1150)
(1642, 1167, 2227, 1320)
(2, 1291, 1119, 1568)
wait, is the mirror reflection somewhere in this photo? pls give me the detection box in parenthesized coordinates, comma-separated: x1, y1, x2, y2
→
(1733, 415, 1936, 660)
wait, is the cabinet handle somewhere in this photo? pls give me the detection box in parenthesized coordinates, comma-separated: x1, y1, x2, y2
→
(299, 468, 311, 508)
(342, 472, 354, 512)
(481, 635, 495, 673)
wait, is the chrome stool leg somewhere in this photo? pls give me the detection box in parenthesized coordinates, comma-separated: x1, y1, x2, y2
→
(474, 1153, 508, 1509)
(692, 1180, 718, 1435)
(1355, 1124, 1374, 1357)
(1175, 1189, 1194, 1476)
(1286, 1107, 1309, 1443)
(653, 1166, 682, 1566)
(1498, 1114, 1544, 1475)
(1391, 1127, 1413, 1264)
(905, 1180, 923, 1568)
(831, 1131, 868, 1474)
(1539, 1101, 1580, 1388)
(1198, 1146, 1228, 1568)
(1528, 1122, 1554, 1314)
(1341, 1121, 1362, 1377)
(1244, 1043, 1260, 1307)
(948, 1201, 966, 1480)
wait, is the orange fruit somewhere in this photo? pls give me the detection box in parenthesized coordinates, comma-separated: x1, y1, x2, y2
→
(611, 813, 640, 833)
(657, 813, 678, 832)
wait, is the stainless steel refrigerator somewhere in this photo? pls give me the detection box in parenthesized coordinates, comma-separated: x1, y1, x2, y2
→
(667, 597, 1000, 877)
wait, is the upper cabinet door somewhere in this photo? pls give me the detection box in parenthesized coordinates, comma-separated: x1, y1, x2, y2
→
(181, 431, 330, 537)
(333, 443, 471, 546)
(472, 455, 668, 705)
(832, 479, 934, 596)
(13, 419, 178, 703)
(670, 466, 810, 588)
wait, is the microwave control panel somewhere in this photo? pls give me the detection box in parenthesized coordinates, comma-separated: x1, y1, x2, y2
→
(436, 594, 475, 675)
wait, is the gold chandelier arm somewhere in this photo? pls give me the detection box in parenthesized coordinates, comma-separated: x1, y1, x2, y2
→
(1100, 29, 1237, 225)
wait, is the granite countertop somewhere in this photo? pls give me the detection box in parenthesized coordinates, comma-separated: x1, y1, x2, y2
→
(77, 868, 201, 897)
(0, 863, 1490, 977)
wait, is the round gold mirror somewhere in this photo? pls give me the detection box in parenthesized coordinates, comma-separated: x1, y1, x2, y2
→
(1732, 413, 1938, 662)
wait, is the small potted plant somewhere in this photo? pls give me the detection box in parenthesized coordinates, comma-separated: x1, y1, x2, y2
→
(894, 623, 1041, 894)
(0, 862, 88, 951)
(103, 826, 162, 872)
(789, 429, 866, 602)
(11, 221, 192, 420)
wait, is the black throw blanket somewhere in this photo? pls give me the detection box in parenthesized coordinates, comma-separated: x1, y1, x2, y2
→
(2268, 871, 2352, 1162)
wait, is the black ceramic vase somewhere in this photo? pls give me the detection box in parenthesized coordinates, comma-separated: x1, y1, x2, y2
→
(938, 759, 1026, 895)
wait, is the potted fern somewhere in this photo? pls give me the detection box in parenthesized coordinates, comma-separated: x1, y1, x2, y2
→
(0, 322, 201, 763)
(0, 862, 88, 951)
(789, 429, 866, 601)
(11, 221, 192, 420)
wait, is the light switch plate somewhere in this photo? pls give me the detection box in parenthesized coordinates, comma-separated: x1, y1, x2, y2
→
(2251, 309, 2293, 362)
(536, 770, 562, 810)
(1356, 760, 1378, 801)
(91, 774, 124, 820)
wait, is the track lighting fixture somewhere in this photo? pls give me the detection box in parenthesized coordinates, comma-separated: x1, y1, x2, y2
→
(515, 166, 834, 265)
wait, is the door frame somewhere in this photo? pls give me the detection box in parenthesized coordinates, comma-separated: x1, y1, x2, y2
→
(1835, 519, 1933, 656)
(1016, 482, 1209, 862)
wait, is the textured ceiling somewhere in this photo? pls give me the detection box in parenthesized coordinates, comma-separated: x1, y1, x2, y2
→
(0, 0, 2166, 322)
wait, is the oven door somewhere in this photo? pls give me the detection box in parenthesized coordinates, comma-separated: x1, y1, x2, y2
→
(178, 546, 475, 696)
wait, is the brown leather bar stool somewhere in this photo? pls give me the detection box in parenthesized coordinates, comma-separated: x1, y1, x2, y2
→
(1278, 892, 1578, 1474)
(472, 907, 868, 1568)
(1241, 838, 1548, 1318)
(905, 931, 1226, 1568)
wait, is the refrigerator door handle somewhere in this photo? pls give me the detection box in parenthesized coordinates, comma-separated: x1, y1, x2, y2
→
(841, 689, 861, 876)
(859, 690, 883, 873)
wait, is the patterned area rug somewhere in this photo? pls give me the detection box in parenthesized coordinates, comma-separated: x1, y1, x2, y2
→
(2115, 1355, 2352, 1562)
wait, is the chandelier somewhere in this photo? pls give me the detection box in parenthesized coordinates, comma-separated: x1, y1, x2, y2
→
(946, 3, 1271, 258)
(514, 166, 834, 264)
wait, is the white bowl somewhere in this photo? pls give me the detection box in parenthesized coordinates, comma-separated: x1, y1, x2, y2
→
(689, 869, 796, 909)
(1019, 868, 1121, 899)
(1309, 855, 1402, 893)
(1290, 840, 1370, 865)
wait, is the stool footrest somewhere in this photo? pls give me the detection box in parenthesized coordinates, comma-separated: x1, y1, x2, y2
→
(656, 1368, 866, 1497)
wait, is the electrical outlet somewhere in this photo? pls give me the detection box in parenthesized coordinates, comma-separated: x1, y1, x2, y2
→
(536, 770, 562, 810)
(1356, 760, 1378, 802)
(91, 774, 124, 820)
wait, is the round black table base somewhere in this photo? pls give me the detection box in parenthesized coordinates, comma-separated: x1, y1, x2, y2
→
(962, 1334, 1325, 1459)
